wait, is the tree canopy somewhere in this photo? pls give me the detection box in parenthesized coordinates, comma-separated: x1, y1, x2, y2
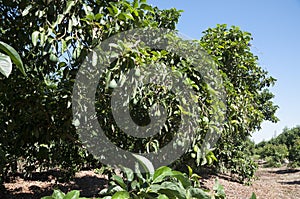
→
(0, 0, 278, 183)
(256, 126, 300, 167)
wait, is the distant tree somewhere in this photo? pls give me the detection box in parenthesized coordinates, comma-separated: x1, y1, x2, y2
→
(200, 24, 278, 180)
(289, 137, 300, 167)
(256, 126, 300, 167)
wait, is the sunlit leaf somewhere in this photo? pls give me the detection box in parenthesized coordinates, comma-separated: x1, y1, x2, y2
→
(32, 31, 39, 47)
(22, 5, 32, 16)
(0, 52, 12, 77)
(64, 0, 75, 15)
(0, 41, 25, 76)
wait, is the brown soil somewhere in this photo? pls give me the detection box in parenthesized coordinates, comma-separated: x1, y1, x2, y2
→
(0, 170, 108, 199)
(0, 167, 299, 199)
(201, 167, 300, 199)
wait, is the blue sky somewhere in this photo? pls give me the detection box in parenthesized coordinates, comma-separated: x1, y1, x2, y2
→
(147, 0, 300, 143)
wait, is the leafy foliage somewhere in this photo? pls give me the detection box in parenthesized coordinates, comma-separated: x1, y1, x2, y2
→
(0, 0, 182, 182)
(0, 0, 278, 186)
(256, 126, 300, 167)
(199, 24, 278, 181)
(41, 189, 94, 199)
(289, 137, 300, 167)
(100, 165, 224, 199)
(257, 143, 288, 167)
(42, 165, 258, 199)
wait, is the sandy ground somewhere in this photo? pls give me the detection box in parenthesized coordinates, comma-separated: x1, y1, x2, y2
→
(0, 167, 299, 199)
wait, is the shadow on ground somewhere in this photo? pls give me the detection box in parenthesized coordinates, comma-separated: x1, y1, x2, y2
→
(280, 180, 300, 185)
(0, 170, 108, 199)
(269, 168, 300, 175)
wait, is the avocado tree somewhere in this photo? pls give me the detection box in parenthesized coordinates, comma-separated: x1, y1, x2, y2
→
(0, 0, 183, 183)
(0, 40, 25, 187)
(0, 0, 278, 185)
(199, 25, 278, 180)
(256, 126, 300, 167)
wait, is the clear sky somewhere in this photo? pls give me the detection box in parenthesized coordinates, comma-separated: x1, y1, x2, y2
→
(147, 0, 300, 143)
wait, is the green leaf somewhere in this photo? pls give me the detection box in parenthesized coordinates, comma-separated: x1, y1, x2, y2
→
(52, 190, 65, 199)
(133, 0, 139, 8)
(152, 166, 172, 183)
(36, 10, 45, 18)
(120, 166, 134, 182)
(109, 79, 118, 88)
(112, 175, 127, 190)
(157, 194, 169, 199)
(61, 39, 67, 53)
(155, 169, 190, 190)
(250, 192, 257, 199)
(0, 41, 25, 76)
(170, 171, 191, 189)
(119, 13, 134, 21)
(140, 4, 154, 13)
(130, 180, 139, 190)
(107, 4, 120, 16)
(101, 197, 112, 199)
(41, 197, 54, 199)
(0, 52, 12, 77)
(150, 182, 185, 199)
(64, 190, 80, 199)
(40, 32, 46, 46)
(53, 14, 65, 27)
(190, 173, 201, 181)
(50, 53, 59, 62)
(64, 0, 75, 15)
(187, 187, 210, 199)
(82, 4, 93, 15)
(112, 4, 120, 15)
(187, 165, 193, 177)
(86, 14, 95, 21)
(22, 5, 32, 16)
(132, 153, 154, 174)
(72, 46, 81, 59)
(111, 191, 130, 199)
(95, 13, 103, 21)
(32, 31, 39, 47)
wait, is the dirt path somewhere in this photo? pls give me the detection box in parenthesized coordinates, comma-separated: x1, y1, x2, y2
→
(1, 167, 299, 199)
(202, 167, 300, 199)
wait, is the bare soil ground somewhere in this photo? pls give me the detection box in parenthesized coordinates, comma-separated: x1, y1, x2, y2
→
(202, 167, 300, 199)
(0, 167, 299, 199)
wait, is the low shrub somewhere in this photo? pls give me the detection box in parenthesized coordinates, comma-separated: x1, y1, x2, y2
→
(256, 143, 288, 168)
(42, 165, 258, 199)
(41, 190, 93, 199)
(99, 165, 220, 199)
